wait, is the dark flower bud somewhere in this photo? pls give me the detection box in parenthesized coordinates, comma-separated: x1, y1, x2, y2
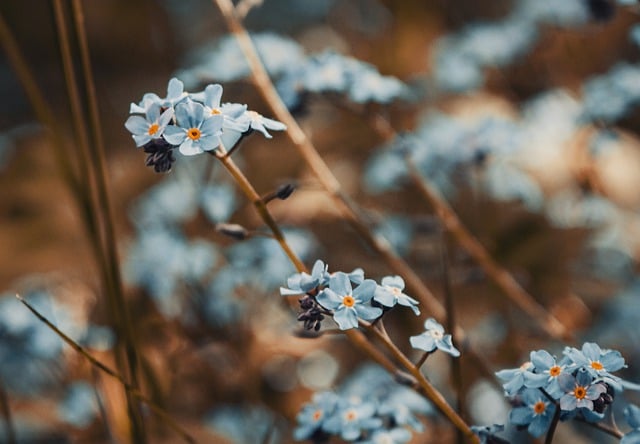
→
(216, 223, 249, 240)
(142, 139, 176, 173)
(275, 183, 296, 200)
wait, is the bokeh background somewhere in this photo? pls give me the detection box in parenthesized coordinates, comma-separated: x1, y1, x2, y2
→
(1, 0, 640, 442)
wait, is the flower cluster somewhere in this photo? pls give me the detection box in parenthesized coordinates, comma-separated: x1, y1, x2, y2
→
(125, 78, 286, 172)
(294, 364, 432, 443)
(280, 260, 420, 331)
(497, 342, 628, 438)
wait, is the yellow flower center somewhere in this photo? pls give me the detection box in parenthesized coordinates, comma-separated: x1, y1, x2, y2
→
(591, 361, 604, 371)
(312, 410, 322, 422)
(430, 329, 444, 340)
(342, 295, 356, 307)
(390, 287, 401, 296)
(549, 365, 562, 377)
(211, 108, 222, 115)
(573, 386, 587, 400)
(148, 123, 159, 136)
(187, 127, 201, 140)
(533, 401, 546, 415)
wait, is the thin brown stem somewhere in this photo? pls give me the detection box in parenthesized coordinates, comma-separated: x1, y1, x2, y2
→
(15, 295, 196, 444)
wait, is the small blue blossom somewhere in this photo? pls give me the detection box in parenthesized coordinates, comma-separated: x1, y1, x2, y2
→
(322, 397, 383, 441)
(163, 100, 224, 155)
(563, 342, 626, 380)
(238, 110, 287, 139)
(359, 428, 412, 444)
(410, 318, 460, 357)
(200, 84, 250, 133)
(293, 391, 339, 441)
(316, 272, 382, 330)
(495, 361, 535, 396)
(280, 259, 329, 296)
(557, 369, 606, 411)
(373, 275, 420, 315)
(622, 405, 640, 444)
(124, 104, 174, 147)
(509, 388, 556, 437)
(129, 77, 188, 114)
(57, 381, 99, 428)
(524, 350, 569, 398)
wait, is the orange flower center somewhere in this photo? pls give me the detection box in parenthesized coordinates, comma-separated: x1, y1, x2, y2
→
(187, 127, 201, 140)
(344, 410, 357, 422)
(573, 386, 587, 400)
(591, 361, 604, 371)
(148, 123, 159, 136)
(342, 295, 356, 307)
(312, 410, 322, 422)
(533, 401, 546, 415)
(549, 365, 562, 377)
(211, 108, 222, 115)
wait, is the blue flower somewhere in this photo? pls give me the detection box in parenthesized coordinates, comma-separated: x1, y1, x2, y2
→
(322, 397, 383, 441)
(239, 110, 287, 139)
(316, 272, 382, 330)
(495, 361, 535, 396)
(509, 388, 556, 437)
(163, 100, 224, 155)
(558, 369, 606, 411)
(125, 104, 174, 147)
(293, 391, 339, 441)
(280, 259, 329, 296)
(471, 424, 507, 444)
(409, 318, 460, 357)
(359, 428, 412, 444)
(129, 77, 188, 114)
(622, 404, 640, 444)
(563, 342, 625, 380)
(524, 350, 569, 398)
(57, 381, 98, 428)
(200, 84, 250, 133)
(373, 275, 420, 315)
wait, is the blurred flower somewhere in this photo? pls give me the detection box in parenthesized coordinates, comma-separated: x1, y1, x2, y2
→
(322, 397, 382, 441)
(316, 272, 382, 330)
(496, 361, 534, 396)
(57, 381, 98, 428)
(373, 275, 420, 315)
(205, 405, 283, 444)
(293, 391, 339, 441)
(280, 259, 329, 296)
(622, 405, 640, 444)
(164, 100, 224, 155)
(410, 318, 460, 357)
(509, 388, 556, 437)
(199, 183, 237, 224)
(359, 428, 412, 444)
(471, 424, 507, 444)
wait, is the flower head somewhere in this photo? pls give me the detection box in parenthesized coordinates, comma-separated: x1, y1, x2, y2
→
(322, 397, 382, 441)
(409, 318, 460, 357)
(558, 369, 607, 412)
(495, 361, 534, 396)
(163, 101, 224, 155)
(524, 349, 569, 398)
(509, 388, 556, 437)
(280, 259, 329, 296)
(563, 342, 625, 381)
(316, 272, 382, 330)
(238, 110, 287, 138)
(373, 275, 420, 315)
(293, 391, 338, 441)
(125, 105, 174, 147)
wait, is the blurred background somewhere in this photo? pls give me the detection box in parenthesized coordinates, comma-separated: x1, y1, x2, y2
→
(1, 0, 640, 442)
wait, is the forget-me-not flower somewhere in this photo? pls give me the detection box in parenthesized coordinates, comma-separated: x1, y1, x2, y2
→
(280, 259, 329, 296)
(322, 397, 383, 441)
(125, 104, 174, 147)
(558, 369, 607, 411)
(563, 342, 625, 381)
(409, 318, 460, 357)
(622, 404, 640, 444)
(524, 349, 569, 398)
(373, 275, 420, 315)
(293, 391, 338, 441)
(163, 101, 224, 155)
(495, 361, 535, 396)
(316, 272, 382, 330)
(509, 388, 556, 437)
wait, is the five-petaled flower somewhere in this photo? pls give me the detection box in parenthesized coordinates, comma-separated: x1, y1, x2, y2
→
(558, 369, 607, 412)
(373, 275, 420, 315)
(509, 388, 556, 437)
(316, 272, 382, 330)
(409, 317, 460, 357)
(163, 101, 224, 155)
(125, 105, 174, 147)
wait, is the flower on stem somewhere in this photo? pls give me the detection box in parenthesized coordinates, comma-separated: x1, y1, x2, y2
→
(509, 388, 557, 438)
(322, 397, 383, 441)
(495, 361, 534, 396)
(563, 342, 626, 381)
(293, 391, 338, 441)
(409, 318, 460, 357)
(280, 259, 329, 296)
(316, 272, 382, 330)
(163, 101, 224, 155)
(524, 350, 569, 398)
(239, 109, 287, 138)
(557, 368, 607, 412)
(129, 77, 187, 114)
(373, 275, 420, 315)
(125, 104, 174, 147)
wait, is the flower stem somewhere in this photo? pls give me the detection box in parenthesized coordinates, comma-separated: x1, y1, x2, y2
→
(15, 295, 196, 444)
(0, 377, 15, 444)
(544, 400, 562, 444)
